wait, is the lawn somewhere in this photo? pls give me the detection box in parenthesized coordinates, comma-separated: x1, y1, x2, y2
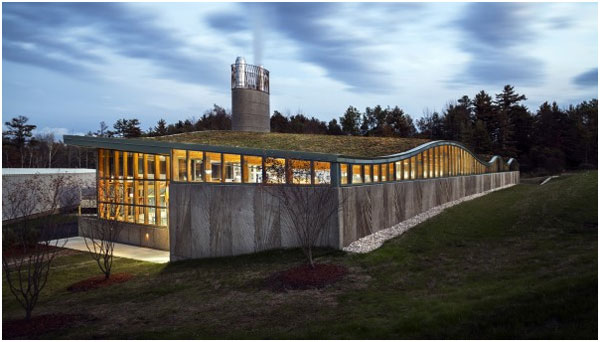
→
(3, 171, 597, 339)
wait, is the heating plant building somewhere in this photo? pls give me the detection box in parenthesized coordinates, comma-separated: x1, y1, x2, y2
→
(65, 57, 520, 261)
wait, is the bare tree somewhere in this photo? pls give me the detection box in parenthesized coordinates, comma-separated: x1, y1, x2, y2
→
(2, 173, 77, 320)
(262, 158, 342, 268)
(82, 186, 124, 280)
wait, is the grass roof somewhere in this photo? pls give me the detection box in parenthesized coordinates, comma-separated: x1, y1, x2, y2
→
(146, 131, 430, 158)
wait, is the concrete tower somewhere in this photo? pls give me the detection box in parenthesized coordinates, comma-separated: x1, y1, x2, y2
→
(231, 57, 270, 132)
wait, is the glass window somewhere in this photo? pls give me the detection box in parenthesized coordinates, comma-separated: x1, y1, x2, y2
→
(187, 151, 203, 181)
(396, 161, 402, 180)
(137, 154, 144, 179)
(340, 164, 348, 185)
(108, 151, 115, 178)
(124, 181, 134, 205)
(125, 205, 135, 223)
(243, 156, 263, 183)
(388, 162, 394, 181)
(147, 155, 155, 179)
(423, 150, 428, 179)
(98, 150, 105, 178)
(136, 205, 146, 224)
(265, 157, 286, 184)
(135, 181, 145, 206)
(402, 159, 409, 180)
(364, 165, 372, 183)
(381, 164, 388, 182)
(173, 149, 187, 181)
(148, 207, 156, 225)
(410, 156, 417, 179)
(147, 181, 156, 206)
(205, 152, 221, 182)
(290, 159, 311, 184)
(314, 161, 331, 185)
(125, 152, 134, 179)
(116, 151, 123, 179)
(352, 164, 362, 184)
(158, 181, 168, 207)
(159, 208, 168, 227)
(373, 164, 380, 182)
(223, 154, 242, 183)
(158, 156, 167, 180)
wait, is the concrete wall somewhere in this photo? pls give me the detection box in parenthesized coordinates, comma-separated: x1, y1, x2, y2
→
(79, 216, 169, 251)
(168, 172, 518, 260)
(169, 183, 339, 261)
(2, 170, 96, 222)
(231, 88, 270, 132)
(338, 171, 519, 247)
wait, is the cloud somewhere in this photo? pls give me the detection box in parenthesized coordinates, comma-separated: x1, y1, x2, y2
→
(451, 3, 544, 86)
(205, 12, 248, 33)
(547, 17, 573, 30)
(573, 68, 598, 87)
(3, 3, 225, 88)
(205, 2, 424, 93)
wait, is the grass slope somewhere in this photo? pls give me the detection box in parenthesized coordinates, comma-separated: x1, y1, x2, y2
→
(3, 171, 597, 339)
(147, 130, 429, 158)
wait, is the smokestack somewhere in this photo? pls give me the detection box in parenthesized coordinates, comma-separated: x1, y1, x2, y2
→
(231, 56, 270, 132)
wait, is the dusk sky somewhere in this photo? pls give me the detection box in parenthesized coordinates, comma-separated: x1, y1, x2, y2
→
(2, 2, 598, 138)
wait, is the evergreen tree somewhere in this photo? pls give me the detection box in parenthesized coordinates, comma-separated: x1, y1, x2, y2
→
(494, 85, 526, 156)
(386, 106, 416, 137)
(153, 119, 168, 136)
(529, 102, 568, 173)
(327, 119, 343, 135)
(566, 99, 598, 167)
(442, 96, 473, 144)
(416, 111, 444, 139)
(113, 118, 142, 138)
(270, 111, 290, 133)
(339, 106, 361, 135)
(4, 115, 36, 167)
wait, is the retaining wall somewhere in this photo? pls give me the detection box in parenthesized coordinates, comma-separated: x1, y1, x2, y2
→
(166, 172, 518, 260)
(169, 183, 339, 261)
(338, 171, 519, 247)
(78, 216, 169, 251)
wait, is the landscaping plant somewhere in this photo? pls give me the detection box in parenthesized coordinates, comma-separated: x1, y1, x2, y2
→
(2, 174, 76, 320)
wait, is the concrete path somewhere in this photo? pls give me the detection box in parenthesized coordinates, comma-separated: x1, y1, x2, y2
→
(50, 236, 170, 264)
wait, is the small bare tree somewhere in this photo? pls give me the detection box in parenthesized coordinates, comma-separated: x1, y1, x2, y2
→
(82, 185, 124, 280)
(262, 158, 342, 268)
(2, 173, 77, 320)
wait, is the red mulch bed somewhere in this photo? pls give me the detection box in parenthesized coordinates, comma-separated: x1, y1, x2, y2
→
(67, 272, 133, 292)
(266, 263, 348, 291)
(3, 313, 94, 339)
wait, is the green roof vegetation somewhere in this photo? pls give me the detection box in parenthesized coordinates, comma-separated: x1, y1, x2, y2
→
(146, 131, 430, 158)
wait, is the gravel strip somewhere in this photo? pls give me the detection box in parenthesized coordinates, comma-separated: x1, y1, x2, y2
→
(342, 184, 516, 254)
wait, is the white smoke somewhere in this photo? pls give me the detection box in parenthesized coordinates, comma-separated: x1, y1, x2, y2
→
(251, 6, 264, 65)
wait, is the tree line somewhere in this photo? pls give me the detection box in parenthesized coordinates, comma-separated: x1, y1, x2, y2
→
(3, 85, 597, 174)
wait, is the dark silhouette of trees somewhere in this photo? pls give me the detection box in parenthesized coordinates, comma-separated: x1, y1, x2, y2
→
(327, 119, 343, 135)
(113, 118, 142, 138)
(270, 110, 290, 133)
(4, 115, 37, 167)
(3, 91, 597, 175)
(340, 106, 362, 135)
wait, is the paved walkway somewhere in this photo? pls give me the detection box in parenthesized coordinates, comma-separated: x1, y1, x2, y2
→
(50, 236, 170, 263)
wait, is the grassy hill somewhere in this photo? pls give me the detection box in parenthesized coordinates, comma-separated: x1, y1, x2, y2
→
(3, 171, 597, 339)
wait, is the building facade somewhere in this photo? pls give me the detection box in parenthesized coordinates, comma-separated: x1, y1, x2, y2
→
(66, 135, 519, 260)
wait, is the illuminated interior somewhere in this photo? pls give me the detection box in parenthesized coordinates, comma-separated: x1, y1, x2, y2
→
(98, 149, 170, 227)
(97, 143, 510, 227)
